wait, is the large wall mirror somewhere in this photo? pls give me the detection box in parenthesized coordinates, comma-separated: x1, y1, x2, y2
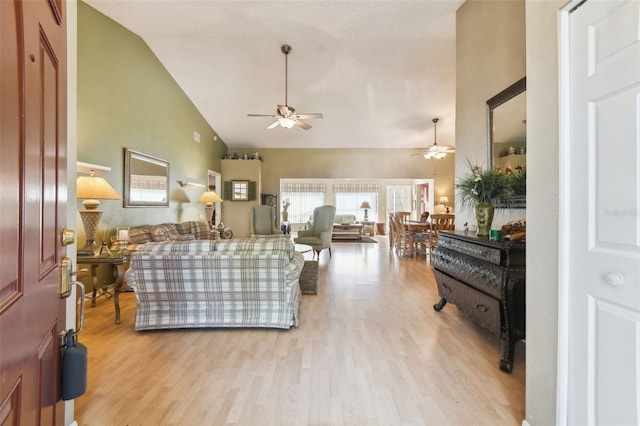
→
(486, 77, 526, 208)
(124, 148, 170, 207)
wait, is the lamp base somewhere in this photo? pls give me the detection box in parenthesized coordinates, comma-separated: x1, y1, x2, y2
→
(78, 241, 97, 256)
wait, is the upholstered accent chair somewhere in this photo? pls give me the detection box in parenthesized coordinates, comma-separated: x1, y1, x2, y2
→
(250, 205, 281, 236)
(294, 205, 336, 259)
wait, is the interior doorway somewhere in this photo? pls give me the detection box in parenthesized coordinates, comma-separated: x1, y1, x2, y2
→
(207, 170, 222, 226)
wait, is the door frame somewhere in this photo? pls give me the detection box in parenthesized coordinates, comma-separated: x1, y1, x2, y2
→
(207, 170, 222, 226)
(557, 1, 582, 422)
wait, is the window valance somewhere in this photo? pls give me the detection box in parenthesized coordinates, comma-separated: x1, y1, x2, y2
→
(280, 183, 326, 193)
(333, 183, 381, 193)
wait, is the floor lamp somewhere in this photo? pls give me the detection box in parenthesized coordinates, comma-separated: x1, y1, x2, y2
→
(77, 172, 122, 255)
(197, 190, 223, 227)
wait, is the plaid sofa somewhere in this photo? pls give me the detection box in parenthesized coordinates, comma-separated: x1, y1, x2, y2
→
(124, 237, 303, 330)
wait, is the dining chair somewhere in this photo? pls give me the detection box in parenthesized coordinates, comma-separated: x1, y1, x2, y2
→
(392, 214, 411, 256)
(426, 213, 455, 262)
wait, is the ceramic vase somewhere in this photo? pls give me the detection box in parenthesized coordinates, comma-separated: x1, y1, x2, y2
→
(475, 203, 495, 236)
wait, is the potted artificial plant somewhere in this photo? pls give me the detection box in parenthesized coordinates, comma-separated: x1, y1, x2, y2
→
(456, 161, 511, 236)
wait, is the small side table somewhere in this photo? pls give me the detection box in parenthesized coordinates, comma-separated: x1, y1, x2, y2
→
(77, 253, 130, 324)
(361, 221, 376, 236)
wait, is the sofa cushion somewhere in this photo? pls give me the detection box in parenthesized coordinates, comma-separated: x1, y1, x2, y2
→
(215, 237, 295, 258)
(130, 226, 152, 243)
(150, 223, 192, 242)
(187, 220, 213, 240)
(334, 214, 356, 225)
(139, 240, 218, 254)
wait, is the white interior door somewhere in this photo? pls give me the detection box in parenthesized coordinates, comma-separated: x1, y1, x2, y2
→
(561, 0, 640, 423)
(386, 185, 412, 217)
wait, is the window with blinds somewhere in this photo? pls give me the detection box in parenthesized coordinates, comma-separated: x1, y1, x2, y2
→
(334, 184, 380, 221)
(280, 183, 326, 224)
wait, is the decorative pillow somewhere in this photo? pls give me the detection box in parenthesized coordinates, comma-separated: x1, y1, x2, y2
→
(150, 225, 169, 242)
(129, 226, 153, 244)
(152, 223, 188, 241)
(175, 222, 191, 235)
(187, 221, 212, 240)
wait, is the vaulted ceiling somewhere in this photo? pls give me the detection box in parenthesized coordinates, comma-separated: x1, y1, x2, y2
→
(84, 0, 465, 151)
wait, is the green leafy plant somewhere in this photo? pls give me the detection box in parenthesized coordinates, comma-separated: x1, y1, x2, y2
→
(456, 161, 511, 211)
(506, 168, 526, 197)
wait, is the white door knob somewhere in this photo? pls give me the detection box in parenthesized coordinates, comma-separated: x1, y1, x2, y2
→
(605, 273, 624, 287)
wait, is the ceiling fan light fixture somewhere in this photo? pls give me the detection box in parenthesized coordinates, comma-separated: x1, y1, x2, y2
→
(278, 117, 296, 129)
(422, 117, 455, 160)
(247, 45, 323, 131)
(423, 150, 448, 160)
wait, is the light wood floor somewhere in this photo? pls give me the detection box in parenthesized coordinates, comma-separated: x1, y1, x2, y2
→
(74, 236, 525, 425)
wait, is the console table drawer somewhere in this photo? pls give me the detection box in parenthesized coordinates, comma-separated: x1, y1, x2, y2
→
(433, 270, 501, 337)
(432, 247, 504, 300)
(438, 233, 503, 265)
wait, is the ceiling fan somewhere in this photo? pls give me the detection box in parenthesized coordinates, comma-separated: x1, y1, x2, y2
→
(247, 44, 323, 130)
(412, 118, 455, 160)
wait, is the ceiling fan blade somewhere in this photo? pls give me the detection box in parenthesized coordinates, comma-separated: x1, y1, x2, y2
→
(248, 113, 278, 118)
(295, 120, 311, 130)
(292, 113, 323, 119)
(266, 120, 280, 129)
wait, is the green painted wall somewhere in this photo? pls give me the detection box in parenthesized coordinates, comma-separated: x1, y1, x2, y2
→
(77, 1, 227, 240)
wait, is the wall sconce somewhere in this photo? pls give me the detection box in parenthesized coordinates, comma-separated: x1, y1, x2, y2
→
(178, 180, 205, 189)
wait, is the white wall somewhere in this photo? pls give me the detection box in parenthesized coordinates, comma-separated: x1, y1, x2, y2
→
(455, 0, 527, 230)
(525, 1, 564, 424)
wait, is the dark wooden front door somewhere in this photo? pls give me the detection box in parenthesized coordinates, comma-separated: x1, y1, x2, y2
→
(1, 0, 68, 424)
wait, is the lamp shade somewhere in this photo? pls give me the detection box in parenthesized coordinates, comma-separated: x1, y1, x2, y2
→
(437, 196, 450, 206)
(360, 201, 372, 210)
(197, 191, 223, 204)
(77, 175, 121, 201)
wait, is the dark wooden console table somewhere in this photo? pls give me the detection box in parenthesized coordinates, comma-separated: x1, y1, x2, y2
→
(432, 231, 525, 372)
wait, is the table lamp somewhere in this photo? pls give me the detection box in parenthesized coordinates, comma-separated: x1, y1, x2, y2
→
(438, 196, 450, 213)
(360, 201, 372, 221)
(197, 190, 223, 226)
(77, 171, 122, 255)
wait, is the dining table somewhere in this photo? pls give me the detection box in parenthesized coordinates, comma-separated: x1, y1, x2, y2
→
(405, 220, 431, 257)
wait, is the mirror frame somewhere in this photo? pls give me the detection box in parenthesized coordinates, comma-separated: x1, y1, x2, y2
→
(486, 76, 526, 209)
(124, 148, 170, 207)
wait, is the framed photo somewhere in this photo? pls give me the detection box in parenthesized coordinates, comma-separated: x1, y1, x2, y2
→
(231, 180, 249, 201)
